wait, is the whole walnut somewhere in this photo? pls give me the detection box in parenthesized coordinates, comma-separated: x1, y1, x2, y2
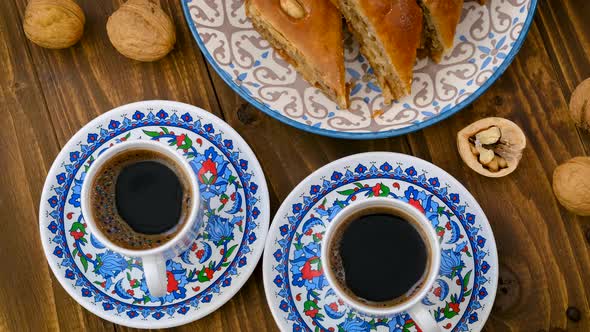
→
(569, 78, 590, 131)
(23, 0, 85, 49)
(106, 0, 176, 62)
(553, 157, 590, 216)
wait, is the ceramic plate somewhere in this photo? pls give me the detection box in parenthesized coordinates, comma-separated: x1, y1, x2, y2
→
(39, 101, 269, 328)
(182, 0, 537, 139)
(263, 152, 498, 331)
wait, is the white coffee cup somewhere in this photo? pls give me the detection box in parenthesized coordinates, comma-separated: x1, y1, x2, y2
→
(321, 197, 441, 332)
(81, 140, 203, 297)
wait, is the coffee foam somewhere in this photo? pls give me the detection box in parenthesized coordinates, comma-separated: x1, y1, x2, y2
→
(326, 205, 431, 308)
(90, 149, 192, 250)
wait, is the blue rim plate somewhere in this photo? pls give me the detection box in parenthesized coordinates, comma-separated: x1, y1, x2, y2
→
(182, 0, 538, 140)
(263, 152, 498, 331)
(39, 101, 270, 328)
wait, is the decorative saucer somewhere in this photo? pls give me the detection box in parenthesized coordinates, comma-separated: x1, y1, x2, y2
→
(39, 101, 269, 328)
(263, 152, 498, 331)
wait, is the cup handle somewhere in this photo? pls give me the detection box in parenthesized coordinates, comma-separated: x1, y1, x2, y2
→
(142, 255, 167, 297)
(407, 303, 441, 332)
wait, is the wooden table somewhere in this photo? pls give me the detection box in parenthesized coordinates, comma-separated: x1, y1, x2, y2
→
(1, 0, 589, 331)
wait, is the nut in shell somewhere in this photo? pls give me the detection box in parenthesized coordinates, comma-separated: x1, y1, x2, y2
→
(477, 146, 494, 164)
(553, 157, 590, 216)
(280, 0, 307, 19)
(569, 77, 590, 131)
(486, 157, 499, 172)
(24, 0, 85, 49)
(475, 126, 501, 145)
(106, 0, 176, 62)
(457, 117, 526, 177)
(497, 156, 508, 168)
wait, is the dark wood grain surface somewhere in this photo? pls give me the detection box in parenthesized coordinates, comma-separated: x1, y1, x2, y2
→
(0, 0, 589, 331)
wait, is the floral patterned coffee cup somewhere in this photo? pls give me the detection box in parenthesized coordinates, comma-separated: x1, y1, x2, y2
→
(321, 197, 442, 331)
(81, 140, 203, 297)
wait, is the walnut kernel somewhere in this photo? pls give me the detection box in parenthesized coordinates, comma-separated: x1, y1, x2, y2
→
(477, 146, 494, 165)
(475, 126, 501, 145)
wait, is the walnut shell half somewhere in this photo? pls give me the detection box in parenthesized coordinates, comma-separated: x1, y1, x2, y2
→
(106, 0, 176, 62)
(24, 0, 85, 49)
(457, 117, 526, 178)
(553, 157, 590, 216)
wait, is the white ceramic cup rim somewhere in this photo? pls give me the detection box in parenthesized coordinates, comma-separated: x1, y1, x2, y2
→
(80, 140, 200, 258)
(320, 197, 441, 316)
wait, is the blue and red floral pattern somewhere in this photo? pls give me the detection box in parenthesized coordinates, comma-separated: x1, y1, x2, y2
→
(264, 154, 497, 332)
(40, 102, 268, 328)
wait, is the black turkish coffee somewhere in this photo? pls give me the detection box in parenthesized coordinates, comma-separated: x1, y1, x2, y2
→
(89, 149, 193, 250)
(327, 206, 430, 307)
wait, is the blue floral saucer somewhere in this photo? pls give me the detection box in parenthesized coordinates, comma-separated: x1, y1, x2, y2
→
(39, 101, 269, 328)
(263, 152, 498, 331)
